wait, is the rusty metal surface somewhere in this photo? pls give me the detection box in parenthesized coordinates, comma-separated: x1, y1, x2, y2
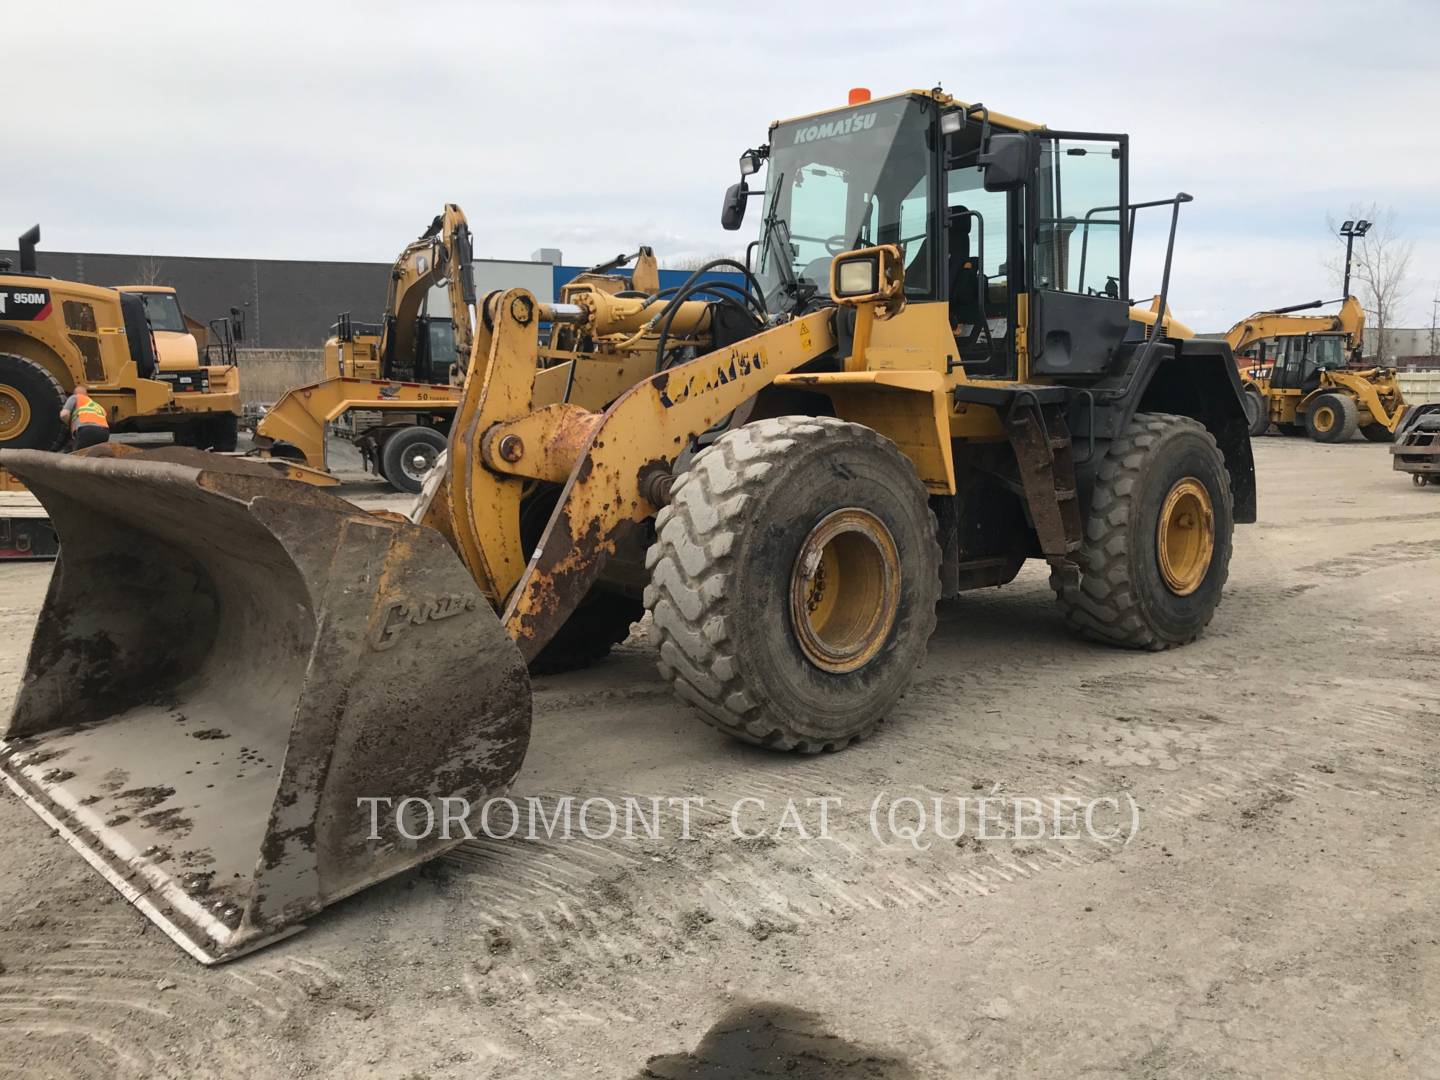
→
(1003, 404, 1081, 562)
(0, 448, 531, 963)
(498, 310, 838, 661)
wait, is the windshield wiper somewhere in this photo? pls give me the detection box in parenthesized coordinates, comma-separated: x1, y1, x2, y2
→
(759, 174, 818, 311)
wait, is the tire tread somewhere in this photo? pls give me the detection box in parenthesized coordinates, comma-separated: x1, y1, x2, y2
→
(645, 416, 939, 752)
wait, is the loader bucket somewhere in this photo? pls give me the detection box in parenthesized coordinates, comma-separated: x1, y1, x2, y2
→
(0, 448, 531, 963)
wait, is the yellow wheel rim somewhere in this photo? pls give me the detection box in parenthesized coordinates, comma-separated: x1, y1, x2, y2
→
(0, 384, 31, 442)
(790, 508, 901, 673)
(1156, 478, 1215, 596)
(1313, 405, 1336, 433)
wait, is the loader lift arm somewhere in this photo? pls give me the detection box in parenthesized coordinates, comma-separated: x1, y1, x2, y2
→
(442, 289, 837, 661)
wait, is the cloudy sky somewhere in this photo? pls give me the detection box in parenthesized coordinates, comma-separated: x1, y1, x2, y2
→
(7, 0, 1439, 330)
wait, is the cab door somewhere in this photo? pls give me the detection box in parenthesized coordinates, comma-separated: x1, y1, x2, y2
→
(1026, 132, 1132, 378)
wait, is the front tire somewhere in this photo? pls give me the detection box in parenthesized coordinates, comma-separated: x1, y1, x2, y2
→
(0, 354, 66, 450)
(1361, 423, 1394, 443)
(1305, 392, 1358, 443)
(1244, 388, 1269, 437)
(1052, 412, 1234, 651)
(645, 416, 940, 752)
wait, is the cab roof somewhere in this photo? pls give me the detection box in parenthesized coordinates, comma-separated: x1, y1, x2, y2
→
(116, 284, 178, 295)
(771, 88, 1043, 134)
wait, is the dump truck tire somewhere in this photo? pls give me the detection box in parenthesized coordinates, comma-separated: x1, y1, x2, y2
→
(0, 353, 66, 451)
(1244, 388, 1269, 436)
(1051, 412, 1233, 651)
(1306, 392, 1358, 443)
(208, 414, 239, 452)
(529, 591, 644, 676)
(645, 416, 940, 752)
(179, 415, 240, 452)
(1361, 423, 1394, 443)
(382, 426, 448, 493)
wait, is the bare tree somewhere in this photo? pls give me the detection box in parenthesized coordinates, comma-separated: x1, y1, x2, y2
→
(133, 255, 167, 285)
(1429, 285, 1439, 360)
(1325, 205, 1413, 361)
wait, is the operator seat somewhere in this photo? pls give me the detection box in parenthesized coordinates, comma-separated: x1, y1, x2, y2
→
(948, 209, 982, 331)
(947, 208, 1008, 374)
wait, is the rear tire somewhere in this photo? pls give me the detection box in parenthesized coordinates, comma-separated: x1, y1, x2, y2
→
(1361, 423, 1394, 443)
(1305, 392, 1358, 443)
(645, 416, 940, 752)
(179, 414, 240, 451)
(1244, 388, 1269, 436)
(1052, 412, 1234, 651)
(381, 426, 448, 494)
(208, 414, 239, 452)
(0, 353, 66, 451)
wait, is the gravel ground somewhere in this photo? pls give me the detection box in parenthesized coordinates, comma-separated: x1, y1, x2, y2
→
(0, 434, 1436, 1079)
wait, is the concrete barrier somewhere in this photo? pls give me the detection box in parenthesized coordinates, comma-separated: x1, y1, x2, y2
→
(234, 349, 325, 405)
(1398, 370, 1440, 406)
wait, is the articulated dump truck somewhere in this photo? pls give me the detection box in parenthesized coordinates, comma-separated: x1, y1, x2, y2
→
(0, 88, 1255, 963)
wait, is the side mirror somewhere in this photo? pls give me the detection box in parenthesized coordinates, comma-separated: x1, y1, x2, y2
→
(721, 181, 750, 231)
(979, 133, 1034, 192)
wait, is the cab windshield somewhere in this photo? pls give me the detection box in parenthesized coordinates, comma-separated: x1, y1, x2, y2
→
(135, 292, 187, 333)
(1308, 334, 1346, 368)
(1277, 333, 1346, 370)
(758, 97, 934, 308)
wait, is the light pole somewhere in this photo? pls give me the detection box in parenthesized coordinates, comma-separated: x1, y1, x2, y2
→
(1339, 218, 1371, 298)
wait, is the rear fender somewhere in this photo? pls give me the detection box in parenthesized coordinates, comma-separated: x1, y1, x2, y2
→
(1132, 339, 1257, 524)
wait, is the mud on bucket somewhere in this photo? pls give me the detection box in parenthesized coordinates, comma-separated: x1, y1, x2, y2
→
(0, 449, 531, 963)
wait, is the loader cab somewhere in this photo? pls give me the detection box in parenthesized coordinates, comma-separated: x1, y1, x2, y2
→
(1264, 333, 1346, 392)
(743, 92, 1133, 381)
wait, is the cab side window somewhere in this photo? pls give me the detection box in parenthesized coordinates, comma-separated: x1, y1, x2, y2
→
(945, 158, 1013, 372)
(1033, 139, 1124, 297)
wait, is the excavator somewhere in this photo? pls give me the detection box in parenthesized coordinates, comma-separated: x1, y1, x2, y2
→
(0, 88, 1255, 963)
(249, 205, 474, 492)
(1225, 295, 1408, 442)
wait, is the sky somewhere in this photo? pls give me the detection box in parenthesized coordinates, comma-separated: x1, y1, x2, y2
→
(6, 0, 1439, 332)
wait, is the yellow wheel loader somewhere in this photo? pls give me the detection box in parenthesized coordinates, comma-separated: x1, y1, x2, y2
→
(0, 89, 1256, 963)
(0, 225, 244, 452)
(1226, 296, 1408, 442)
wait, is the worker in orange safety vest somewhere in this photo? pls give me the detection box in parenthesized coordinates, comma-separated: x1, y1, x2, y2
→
(59, 383, 111, 451)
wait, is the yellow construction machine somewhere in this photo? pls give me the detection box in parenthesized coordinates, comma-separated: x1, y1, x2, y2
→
(254, 206, 665, 493)
(116, 285, 245, 449)
(250, 205, 474, 491)
(0, 89, 1256, 963)
(1226, 296, 1408, 442)
(0, 226, 244, 452)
